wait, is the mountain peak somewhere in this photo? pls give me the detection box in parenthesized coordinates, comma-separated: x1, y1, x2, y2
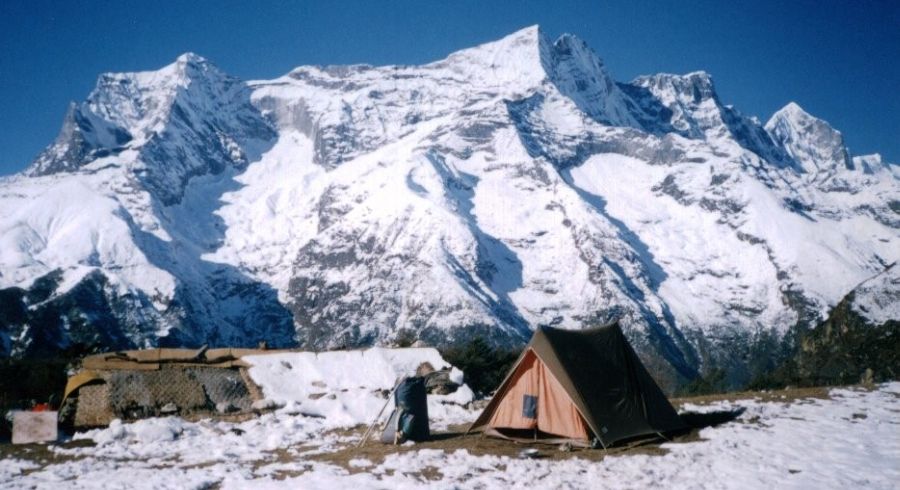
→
(539, 30, 640, 127)
(683, 70, 714, 89)
(620, 70, 726, 139)
(782, 100, 803, 112)
(766, 102, 851, 175)
(770, 101, 814, 123)
(502, 24, 545, 44)
(765, 101, 839, 142)
(175, 52, 209, 65)
(548, 31, 607, 70)
(450, 25, 548, 59)
(163, 52, 226, 83)
(432, 25, 552, 95)
(632, 71, 718, 103)
(851, 153, 895, 175)
(91, 52, 222, 90)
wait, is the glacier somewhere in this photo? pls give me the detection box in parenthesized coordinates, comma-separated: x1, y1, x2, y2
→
(0, 26, 897, 388)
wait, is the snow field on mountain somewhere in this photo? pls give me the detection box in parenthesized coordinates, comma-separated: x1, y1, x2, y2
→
(850, 265, 900, 325)
(570, 150, 899, 333)
(570, 153, 784, 330)
(733, 174, 892, 307)
(450, 128, 594, 326)
(2, 383, 897, 489)
(215, 30, 659, 337)
(0, 170, 176, 301)
(204, 132, 323, 296)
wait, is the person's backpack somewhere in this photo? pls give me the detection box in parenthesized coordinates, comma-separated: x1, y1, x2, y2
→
(380, 376, 429, 444)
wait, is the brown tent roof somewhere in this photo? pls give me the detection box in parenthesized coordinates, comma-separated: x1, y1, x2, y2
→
(469, 322, 685, 447)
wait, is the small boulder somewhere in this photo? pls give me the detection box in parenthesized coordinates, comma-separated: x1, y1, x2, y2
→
(216, 402, 237, 414)
(860, 368, 875, 386)
(415, 362, 436, 377)
(423, 369, 460, 395)
(251, 399, 280, 411)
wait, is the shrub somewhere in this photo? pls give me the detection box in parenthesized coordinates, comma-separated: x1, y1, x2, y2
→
(677, 368, 727, 396)
(441, 337, 518, 397)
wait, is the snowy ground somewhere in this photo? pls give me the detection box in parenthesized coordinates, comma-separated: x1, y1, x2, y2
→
(1, 377, 898, 489)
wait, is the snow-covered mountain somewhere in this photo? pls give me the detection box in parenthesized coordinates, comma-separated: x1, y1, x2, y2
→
(1, 26, 897, 387)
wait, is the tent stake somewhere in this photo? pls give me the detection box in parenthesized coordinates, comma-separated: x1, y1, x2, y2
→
(656, 431, 671, 442)
(358, 377, 402, 448)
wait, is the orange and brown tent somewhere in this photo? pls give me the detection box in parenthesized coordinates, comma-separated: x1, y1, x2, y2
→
(467, 322, 684, 448)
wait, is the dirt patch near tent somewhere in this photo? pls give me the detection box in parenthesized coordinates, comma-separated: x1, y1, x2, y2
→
(309, 385, 839, 472)
(671, 385, 832, 407)
(309, 424, 671, 470)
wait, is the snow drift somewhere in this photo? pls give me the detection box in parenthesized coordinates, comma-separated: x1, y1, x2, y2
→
(244, 347, 473, 428)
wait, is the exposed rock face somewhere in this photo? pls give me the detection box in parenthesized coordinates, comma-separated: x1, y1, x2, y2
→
(1, 27, 897, 388)
(794, 265, 899, 385)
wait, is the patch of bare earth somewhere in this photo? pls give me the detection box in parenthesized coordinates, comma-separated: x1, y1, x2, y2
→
(0, 438, 94, 475)
(308, 384, 848, 474)
(309, 424, 676, 473)
(670, 385, 832, 407)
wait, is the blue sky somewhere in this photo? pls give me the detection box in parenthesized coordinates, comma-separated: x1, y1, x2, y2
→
(1, 0, 898, 175)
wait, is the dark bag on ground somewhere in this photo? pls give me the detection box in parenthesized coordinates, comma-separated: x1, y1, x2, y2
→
(380, 376, 430, 444)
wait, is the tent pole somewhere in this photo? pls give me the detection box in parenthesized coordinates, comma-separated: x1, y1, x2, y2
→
(358, 377, 402, 448)
(656, 431, 671, 442)
(595, 436, 608, 456)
